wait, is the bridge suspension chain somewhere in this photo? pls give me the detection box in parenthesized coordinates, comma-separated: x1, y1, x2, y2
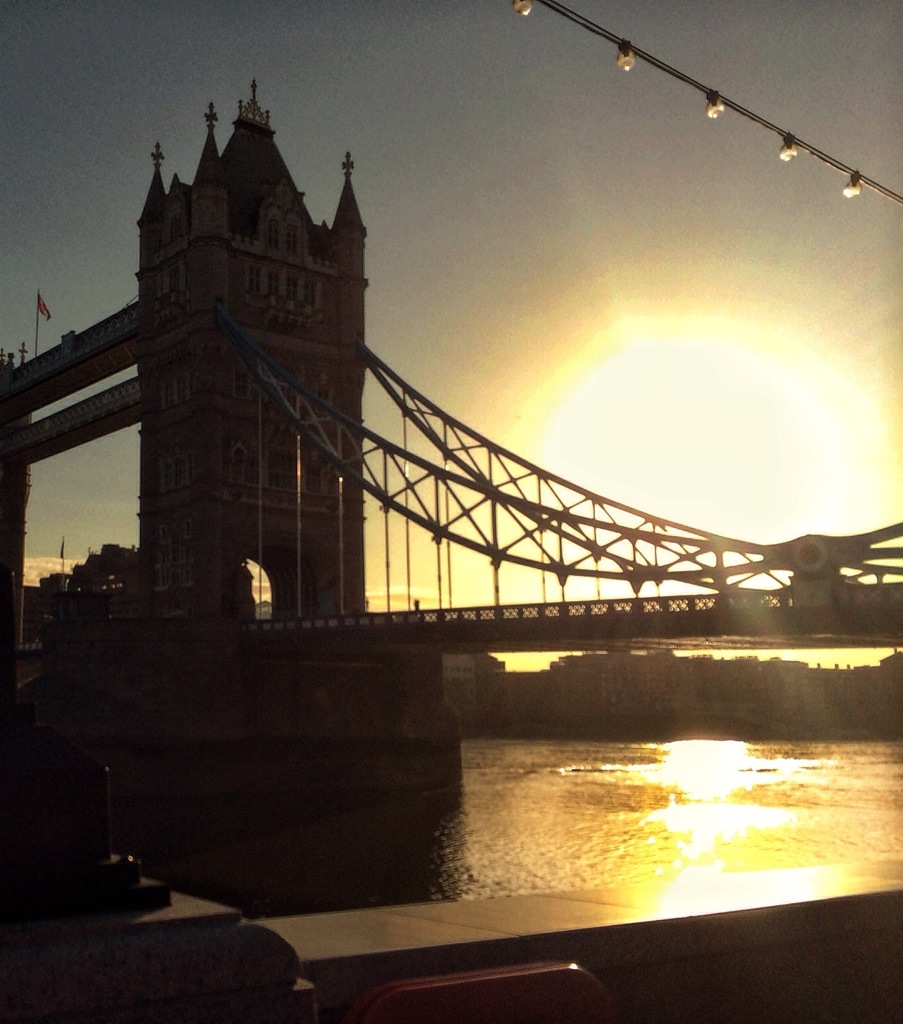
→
(215, 303, 903, 594)
(357, 343, 903, 590)
(359, 341, 787, 588)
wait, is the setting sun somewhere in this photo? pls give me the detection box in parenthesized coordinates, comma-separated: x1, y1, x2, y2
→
(537, 318, 874, 545)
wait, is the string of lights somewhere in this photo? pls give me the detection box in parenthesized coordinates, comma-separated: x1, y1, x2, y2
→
(511, 0, 903, 207)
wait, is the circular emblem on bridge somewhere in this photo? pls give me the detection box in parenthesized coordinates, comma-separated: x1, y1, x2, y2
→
(793, 536, 829, 574)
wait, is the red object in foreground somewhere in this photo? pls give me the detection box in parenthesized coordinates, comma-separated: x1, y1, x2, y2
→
(340, 961, 618, 1024)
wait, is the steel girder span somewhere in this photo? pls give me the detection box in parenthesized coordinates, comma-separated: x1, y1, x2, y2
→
(215, 303, 903, 598)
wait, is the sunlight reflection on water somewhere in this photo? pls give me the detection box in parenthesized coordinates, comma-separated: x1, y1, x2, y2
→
(638, 740, 803, 875)
(451, 738, 901, 900)
(644, 799, 797, 870)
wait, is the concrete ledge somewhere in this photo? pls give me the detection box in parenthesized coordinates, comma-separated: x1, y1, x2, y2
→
(263, 861, 903, 1024)
(0, 891, 316, 1024)
(4, 864, 900, 1022)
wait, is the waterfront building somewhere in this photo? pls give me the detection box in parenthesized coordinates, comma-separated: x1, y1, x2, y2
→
(463, 650, 903, 740)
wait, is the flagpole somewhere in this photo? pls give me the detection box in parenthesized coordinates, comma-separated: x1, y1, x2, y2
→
(34, 291, 39, 358)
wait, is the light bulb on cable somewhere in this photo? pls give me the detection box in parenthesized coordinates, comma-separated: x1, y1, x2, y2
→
(617, 40, 635, 71)
(706, 90, 725, 118)
(779, 133, 798, 161)
(512, 0, 532, 14)
(843, 172, 862, 198)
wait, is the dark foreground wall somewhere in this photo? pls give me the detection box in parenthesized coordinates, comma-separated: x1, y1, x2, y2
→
(23, 619, 461, 915)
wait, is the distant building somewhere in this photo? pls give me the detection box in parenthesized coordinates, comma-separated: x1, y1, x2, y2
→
(21, 573, 69, 644)
(459, 649, 903, 741)
(443, 653, 505, 732)
(69, 544, 142, 618)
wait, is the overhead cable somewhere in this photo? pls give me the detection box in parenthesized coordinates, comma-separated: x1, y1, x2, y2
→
(512, 0, 903, 207)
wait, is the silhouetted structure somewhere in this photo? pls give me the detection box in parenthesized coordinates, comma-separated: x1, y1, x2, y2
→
(446, 649, 903, 740)
(136, 84, 366, 619)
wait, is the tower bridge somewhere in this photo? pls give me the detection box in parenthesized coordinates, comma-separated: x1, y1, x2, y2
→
(1, 84, 902, 647)
(5, 84, 902, 904)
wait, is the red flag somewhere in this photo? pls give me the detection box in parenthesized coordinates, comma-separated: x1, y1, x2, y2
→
(37, 293, 51, 320)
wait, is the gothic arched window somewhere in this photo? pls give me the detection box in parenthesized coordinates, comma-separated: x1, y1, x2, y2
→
(228, 442, 258, 486)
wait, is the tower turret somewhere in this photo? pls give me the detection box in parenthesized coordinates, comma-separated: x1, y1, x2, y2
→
(189, 103, 229, 311)
(137, 143, 166, 269)
(330, 152, 367, 354)
(332, 152, 366, 279)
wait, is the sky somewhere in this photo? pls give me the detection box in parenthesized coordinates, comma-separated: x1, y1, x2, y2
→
(2, 1, 902, 650)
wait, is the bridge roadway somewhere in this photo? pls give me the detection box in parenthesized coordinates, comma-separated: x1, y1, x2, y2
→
(244, 586, 903, 655)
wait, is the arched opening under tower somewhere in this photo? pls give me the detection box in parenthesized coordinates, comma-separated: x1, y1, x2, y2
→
(244, 549, 318, 620)
(241, 559, 272, 620)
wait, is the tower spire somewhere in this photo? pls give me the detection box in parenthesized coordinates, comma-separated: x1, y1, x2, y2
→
(236, 78, 271, 130)
(193, 102, 224, 185)
(333, 151, 365, 233)
(139, 142, 166, 226)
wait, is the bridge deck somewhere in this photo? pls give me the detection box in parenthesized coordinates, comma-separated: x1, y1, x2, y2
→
(245, 589, 903, 653)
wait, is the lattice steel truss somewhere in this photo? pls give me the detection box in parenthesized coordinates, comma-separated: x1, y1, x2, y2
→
(216, 303, 903, 596)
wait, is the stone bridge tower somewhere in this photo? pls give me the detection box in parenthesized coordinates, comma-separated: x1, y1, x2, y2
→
(136, 83, 367, 620)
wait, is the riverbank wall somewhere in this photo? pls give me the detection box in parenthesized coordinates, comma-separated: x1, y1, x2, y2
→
(4, 861, 901, 1023)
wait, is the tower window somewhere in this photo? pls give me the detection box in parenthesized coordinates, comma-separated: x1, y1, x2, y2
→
(247, 265, 261, 294)
(175, 370, 194, 403)
(228, 443, 258, 486)
(267, 218, 280, 249)
(286, 275, 298, 302)
(286, 224, 298, 255)
(233, 368, 253, 400)
(267, 448, 295, 490)
(159, 452, 194, 492)
(302, 278, 318, 308)
(156, 519, 193, 589)
(267, 270, 279, 297)
(161, 369, 194, 408)
(155, 524, 172, 590)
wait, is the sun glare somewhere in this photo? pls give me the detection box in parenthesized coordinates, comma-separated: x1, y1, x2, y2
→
(539, 320, 855, 544)
(640, 740, 802, 879)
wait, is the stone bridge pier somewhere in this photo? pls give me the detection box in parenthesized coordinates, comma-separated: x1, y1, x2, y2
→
(27, 618, 462, 914)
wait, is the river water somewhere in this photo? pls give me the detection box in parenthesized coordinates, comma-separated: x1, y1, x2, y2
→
(169, 737, 902, 917)
(431, 739, 903, 901)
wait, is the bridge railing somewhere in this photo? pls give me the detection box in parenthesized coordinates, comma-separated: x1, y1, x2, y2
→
(243, 582, 903, 635)
(244, 589, 796, 633)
